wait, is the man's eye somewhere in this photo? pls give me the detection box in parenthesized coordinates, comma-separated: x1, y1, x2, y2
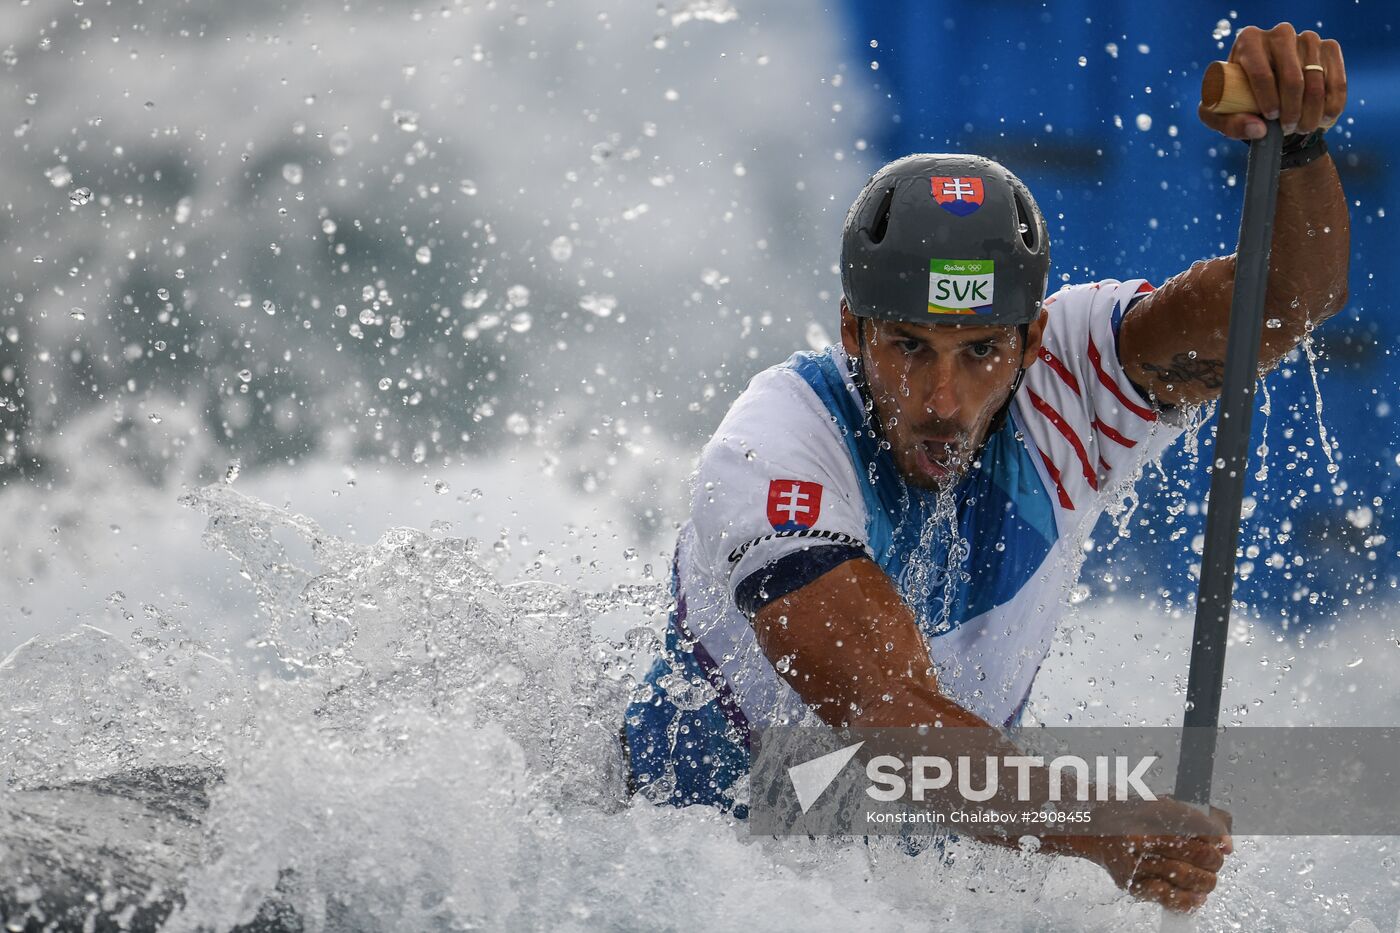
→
(897, 338, 922, 354)
(969, 342, 996, 359)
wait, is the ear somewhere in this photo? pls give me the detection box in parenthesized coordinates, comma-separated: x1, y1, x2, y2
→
(839, 299, 862, 357)
(1020, 307, 1049, 367)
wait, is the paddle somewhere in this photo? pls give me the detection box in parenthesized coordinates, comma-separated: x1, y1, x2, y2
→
(1159, 62, 1284, 931)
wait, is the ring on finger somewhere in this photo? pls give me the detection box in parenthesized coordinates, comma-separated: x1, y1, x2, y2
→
(1304, 64, 1326, 74)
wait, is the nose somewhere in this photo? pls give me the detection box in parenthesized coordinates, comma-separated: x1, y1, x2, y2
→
(920, 355, 961, 421)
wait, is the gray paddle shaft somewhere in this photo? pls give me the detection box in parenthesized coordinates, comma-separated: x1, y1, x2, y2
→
(1174, 120, 1284, 804)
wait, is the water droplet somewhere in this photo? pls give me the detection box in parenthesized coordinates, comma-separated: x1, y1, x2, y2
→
(549, 236, 573, 262)
(461, 289, 488, 310)
(360, 308, 377, 325)
(378, 377, 393, 390)
(1077, 56, 1087, 67)
(415, 245, 432, 264)
(459, 179, 478, 197)
(1211, 19, 1233, 41)
(68, 186, 92, 206)
(505, 413, 531, 435)
(282, 163, 303, 185)
(579, 294, 616, 318)
(509, 312, 533, 333)
(1265, 318, 1282, 329)
(69, 307, 85, 320)
(329, 132, 352, 156)
(1135, 113, 1153, 132)
(47, 165, 72, 188)
(148, 413, 163, 424)
(262, 299, 276, 315)
(224, 459, 241, 483)
(156, 287, 170, 301)
(507, 284, 531, 308)
(434, 480, 451, 495)
(393, 110, 419, 132)
(623, 547, 638, 561)
(237, 369, 252, 383)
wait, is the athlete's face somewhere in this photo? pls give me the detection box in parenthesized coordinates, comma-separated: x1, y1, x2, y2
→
(839, 303, 1047, 491)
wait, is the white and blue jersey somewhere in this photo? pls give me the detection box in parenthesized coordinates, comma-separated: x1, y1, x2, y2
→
(622, 279, 1185, 813)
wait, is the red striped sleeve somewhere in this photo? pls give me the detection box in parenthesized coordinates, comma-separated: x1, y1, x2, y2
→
(1037, 450, 1075, 510)
(1087, 337, 1157, 423)
(1037, 346, 1081, 395)
(1027, 389, 1099, 492)
(1092, 417, 1138, 448)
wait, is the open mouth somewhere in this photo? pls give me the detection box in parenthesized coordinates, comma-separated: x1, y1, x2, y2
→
(911, 438, 961, 479)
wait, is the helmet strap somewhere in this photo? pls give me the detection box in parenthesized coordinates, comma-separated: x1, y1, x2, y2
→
(984, 322, 1031, 437)
(849, 317, 886, 440)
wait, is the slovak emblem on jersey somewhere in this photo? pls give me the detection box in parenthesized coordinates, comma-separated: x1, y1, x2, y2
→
(766, 479, 823, 531)
(928, 258, 995, 315)
(931, 176, 984, 216)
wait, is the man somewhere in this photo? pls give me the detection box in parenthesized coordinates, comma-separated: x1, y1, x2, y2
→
(622, 23, 1348, 913)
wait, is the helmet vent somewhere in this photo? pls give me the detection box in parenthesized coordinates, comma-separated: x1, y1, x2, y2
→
(1014, 189, 1037, 251)
(868, 185, 896, 244)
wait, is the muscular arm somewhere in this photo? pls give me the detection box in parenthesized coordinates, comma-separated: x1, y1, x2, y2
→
(1118, 152, 1349, 408)
(747, 553, 1233, 905)
(1119, 24, 1350, 408)
(750, 556, 986, 729)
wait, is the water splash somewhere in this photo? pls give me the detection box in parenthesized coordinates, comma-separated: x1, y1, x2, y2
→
(1254, 376, 1272, 483)
(2, 482, 1395, 931)
(1299, 332, 1340, 488)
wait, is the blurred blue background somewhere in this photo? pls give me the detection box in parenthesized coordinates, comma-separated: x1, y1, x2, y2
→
(838, 1, 1397, 623)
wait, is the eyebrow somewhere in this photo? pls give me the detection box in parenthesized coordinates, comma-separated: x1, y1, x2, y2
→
(887, 325, 1005, 346)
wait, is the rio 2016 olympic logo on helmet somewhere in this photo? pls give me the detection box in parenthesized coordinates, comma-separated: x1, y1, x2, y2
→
(930, 176, 985, 216)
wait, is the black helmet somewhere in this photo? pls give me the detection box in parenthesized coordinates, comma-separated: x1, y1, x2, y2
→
(840, 153, 1050, 326)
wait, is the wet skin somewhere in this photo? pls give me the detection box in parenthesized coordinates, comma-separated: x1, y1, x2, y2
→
(838, 303, 1047, 490)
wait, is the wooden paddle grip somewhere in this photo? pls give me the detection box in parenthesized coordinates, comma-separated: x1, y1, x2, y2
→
(1201, 60, 1337, 129)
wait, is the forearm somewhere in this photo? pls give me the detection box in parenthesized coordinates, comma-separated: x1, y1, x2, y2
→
(1256, 149, 1350, 366)
(1122, 150, 1350, 406)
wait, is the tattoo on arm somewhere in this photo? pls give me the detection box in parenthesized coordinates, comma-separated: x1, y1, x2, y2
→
(1140, 353, 1225, 390)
